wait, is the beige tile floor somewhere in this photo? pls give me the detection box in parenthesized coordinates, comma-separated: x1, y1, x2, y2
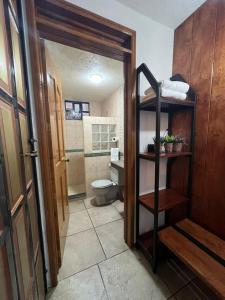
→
(48, 197, 211, 300)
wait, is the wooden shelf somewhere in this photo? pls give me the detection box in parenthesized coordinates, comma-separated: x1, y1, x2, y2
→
(139, 96, 194, 112)
(139, 152, 192, 161)
(139, 189, 189, 213)
(158, 226, 225, 298)
(176, 219, 225, 261)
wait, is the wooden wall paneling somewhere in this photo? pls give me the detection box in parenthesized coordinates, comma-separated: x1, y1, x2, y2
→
(189, 0, 218, 227)
(171, 15, 194, 197)
(169, 15, 194, 223)
(170, 111, 192, 195)
(0, 0, 12, 95)
(173, 0, 225, 241)
(173, 15, 193, 82)
(203, 0, 225, 239)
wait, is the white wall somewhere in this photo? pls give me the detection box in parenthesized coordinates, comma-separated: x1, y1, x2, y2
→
(66, 0, 174, 235)
(66, 0, 174, 80)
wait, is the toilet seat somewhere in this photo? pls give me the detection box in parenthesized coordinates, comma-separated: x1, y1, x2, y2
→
(91, 179, 114, 189)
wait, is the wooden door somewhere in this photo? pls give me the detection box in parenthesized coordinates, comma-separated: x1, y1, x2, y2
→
(41, 42, 69, 264)
(0, 0, 45, 298)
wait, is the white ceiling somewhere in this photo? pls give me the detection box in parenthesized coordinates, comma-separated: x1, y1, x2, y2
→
(117, 0, 206, 29)
(45, 41, 124, 102)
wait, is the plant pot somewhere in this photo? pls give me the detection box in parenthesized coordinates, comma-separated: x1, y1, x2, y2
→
(173, 142, 183, 152)
(154, 143, 165, 153)
(164, 143, 173, 153)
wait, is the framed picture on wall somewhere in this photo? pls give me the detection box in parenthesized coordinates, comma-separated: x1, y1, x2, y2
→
(65, 100, 90, 120)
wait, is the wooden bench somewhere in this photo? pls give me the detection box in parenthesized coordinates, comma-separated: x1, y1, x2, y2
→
(158, 219, 225, 299)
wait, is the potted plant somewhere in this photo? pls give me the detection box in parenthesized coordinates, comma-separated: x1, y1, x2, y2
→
(153, 136, 165, 153)
(164, 135, 174, 153)
(173, 135, 184, 152)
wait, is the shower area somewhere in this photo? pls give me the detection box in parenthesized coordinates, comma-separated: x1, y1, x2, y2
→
(65, 87, 124, 200)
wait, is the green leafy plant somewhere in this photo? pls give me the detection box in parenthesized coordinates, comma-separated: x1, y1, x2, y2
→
(153, 136, 165, 144)
(164, 135, 175, 144)
(174, 135, 184, 143)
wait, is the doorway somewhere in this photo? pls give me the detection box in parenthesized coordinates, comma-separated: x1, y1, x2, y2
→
(42, 39, 127, 280)
(25, 0, 136, 286)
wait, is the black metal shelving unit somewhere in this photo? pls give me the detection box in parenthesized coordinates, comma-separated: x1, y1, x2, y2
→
(136, 63, 196, 272)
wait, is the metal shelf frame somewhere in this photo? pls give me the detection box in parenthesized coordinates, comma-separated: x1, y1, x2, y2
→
(135, 63, 196, 272)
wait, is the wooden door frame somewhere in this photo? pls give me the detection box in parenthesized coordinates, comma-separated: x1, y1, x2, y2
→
(25, 0, 136, 286)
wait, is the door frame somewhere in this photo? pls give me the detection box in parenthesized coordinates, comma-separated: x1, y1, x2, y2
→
(25, 0, 136, 286)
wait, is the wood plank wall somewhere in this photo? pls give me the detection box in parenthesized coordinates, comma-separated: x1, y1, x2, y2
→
(173, 0, 225, 239)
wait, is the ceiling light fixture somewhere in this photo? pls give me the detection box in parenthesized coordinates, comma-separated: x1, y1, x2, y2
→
(89, 73, 103, 84)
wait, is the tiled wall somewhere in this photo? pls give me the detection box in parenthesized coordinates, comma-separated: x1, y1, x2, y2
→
(101, 86, 124, 153)
(83, 116, 116, 196)
(64, 89, 123, 197)
(64, 100, 101, 196)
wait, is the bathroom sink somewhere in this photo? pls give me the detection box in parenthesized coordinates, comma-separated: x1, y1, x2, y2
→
(111, 160, 124, 169)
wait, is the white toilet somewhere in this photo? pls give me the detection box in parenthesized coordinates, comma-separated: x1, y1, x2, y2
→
(91, 168, 119, 206)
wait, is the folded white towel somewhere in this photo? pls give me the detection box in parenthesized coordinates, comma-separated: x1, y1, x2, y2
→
(161, 80, 189, 93)
(161, 88, 187, 100)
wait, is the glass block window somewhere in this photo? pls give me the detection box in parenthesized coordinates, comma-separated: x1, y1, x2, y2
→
(92, 124, 116, 152)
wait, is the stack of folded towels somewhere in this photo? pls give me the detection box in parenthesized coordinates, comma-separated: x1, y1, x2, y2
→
(145, 79, 190, 101)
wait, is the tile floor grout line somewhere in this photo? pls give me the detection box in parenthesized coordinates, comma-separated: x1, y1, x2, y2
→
(94, 217, 123, 229)
(102, 248, 129, 261)
(58, 262, 105, 283)
(69, 198, 127, 258)
(59, 200, 107, 283)
(86, 205, 108, 260)
(63, 226, 94, 238)
(63, 216, 124, 238)
(58, 242, 129, 283)
(97, 264, 110, 300)
(82, 197, 95, 210)
(84, 201, 127, 261)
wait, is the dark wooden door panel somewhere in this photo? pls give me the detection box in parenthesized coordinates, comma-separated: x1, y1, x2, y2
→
(27, 186, 40, 260)
(12, 205, 33, 299)
(9, 9, 26, 108)
(0, 0, 12, 95)
(19, 112, 33, 189)
(0, 99, 23, 210)
(0, 0, 45, 298)
(0, 237, 13, 300)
